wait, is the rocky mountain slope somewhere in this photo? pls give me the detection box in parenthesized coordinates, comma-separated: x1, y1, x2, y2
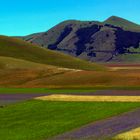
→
(21, 16, 140, 63)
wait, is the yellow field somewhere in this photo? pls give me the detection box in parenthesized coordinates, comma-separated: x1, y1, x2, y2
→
(35, 94, 140, 102)
(114, 127, 140, 140)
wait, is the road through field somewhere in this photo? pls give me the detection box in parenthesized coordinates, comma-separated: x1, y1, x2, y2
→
(68, 90, 140, 96)
(1, 90, 140, 105)
(51, 108, 140, 140)
(0, 93, 49, 105)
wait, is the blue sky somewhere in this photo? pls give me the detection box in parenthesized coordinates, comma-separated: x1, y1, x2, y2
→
(0, 0, 140, 36)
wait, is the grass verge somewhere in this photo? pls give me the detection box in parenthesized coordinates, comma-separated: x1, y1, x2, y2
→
(1, 87, 140, 94)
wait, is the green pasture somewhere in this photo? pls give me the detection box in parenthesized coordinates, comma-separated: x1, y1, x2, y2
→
(1, 100, 140, 140)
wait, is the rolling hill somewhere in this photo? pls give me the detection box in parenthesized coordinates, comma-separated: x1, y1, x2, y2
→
(21, 16, 140, 63)
(0, 35, 105, 71)
(0, 56, 70, 87)
(0, 36, 140, 88)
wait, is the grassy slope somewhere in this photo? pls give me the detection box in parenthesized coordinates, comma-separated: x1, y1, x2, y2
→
(1, 101, 140, 140)
(104, 16, 140, 32)
(0, 56, 70, 87)
(0, 36, 105, 71)
(0, 56, 56, 69)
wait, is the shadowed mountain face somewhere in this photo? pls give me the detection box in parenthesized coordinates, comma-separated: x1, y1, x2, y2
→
(22, 16, 140, 63)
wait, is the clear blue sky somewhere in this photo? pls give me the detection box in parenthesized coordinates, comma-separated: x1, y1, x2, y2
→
(0, 0, 140, 36)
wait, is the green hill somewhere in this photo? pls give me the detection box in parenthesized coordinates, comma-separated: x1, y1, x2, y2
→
(0, 36, 105, 71)
(104, 16, 140, 32)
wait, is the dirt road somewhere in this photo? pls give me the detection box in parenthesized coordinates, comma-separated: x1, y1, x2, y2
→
(51, 108, 140, 140)
(0, 93, 49, 105)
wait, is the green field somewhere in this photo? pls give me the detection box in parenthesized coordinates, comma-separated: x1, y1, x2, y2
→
(1, 87, 140, 94)
(1, 100, 140, 140)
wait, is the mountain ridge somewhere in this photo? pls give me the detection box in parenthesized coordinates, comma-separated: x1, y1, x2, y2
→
(20, 16, 140, 63)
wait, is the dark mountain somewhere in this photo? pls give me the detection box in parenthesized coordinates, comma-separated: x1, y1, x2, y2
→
(21, 16, 140, 63)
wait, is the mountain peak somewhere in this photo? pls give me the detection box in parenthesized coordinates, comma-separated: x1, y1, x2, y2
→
(104, 16, 140, 32)
(106, 16, 124, 21)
